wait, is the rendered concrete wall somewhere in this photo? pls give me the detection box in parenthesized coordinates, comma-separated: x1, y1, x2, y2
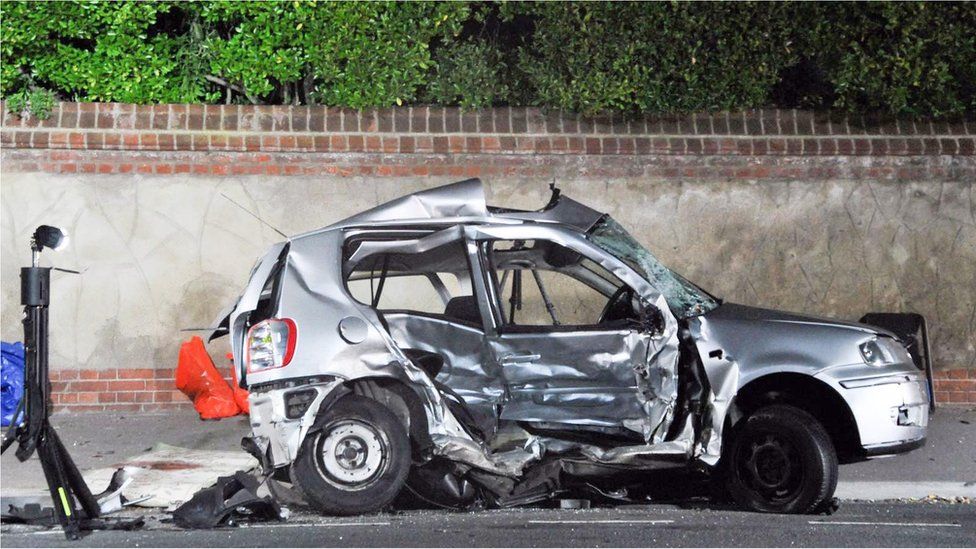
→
(2, 173, 973, 374)
(3, 103, 975, 409)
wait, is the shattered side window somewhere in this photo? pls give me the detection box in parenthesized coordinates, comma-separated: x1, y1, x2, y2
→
(587, 218, 719, 318)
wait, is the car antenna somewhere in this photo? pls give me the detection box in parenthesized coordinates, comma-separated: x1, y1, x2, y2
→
(220, 193, 288, 238)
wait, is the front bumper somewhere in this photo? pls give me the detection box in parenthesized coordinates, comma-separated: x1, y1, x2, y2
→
(863, 437, 926, 457)
(816, 363, 929, 455)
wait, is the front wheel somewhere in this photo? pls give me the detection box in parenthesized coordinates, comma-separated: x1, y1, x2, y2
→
(725, 405, 838, 514)
(292, 395, 410, 516)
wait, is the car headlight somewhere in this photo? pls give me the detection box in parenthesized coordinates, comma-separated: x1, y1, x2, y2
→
(246, 318, 297, 373)
(859, 337, 906, 367)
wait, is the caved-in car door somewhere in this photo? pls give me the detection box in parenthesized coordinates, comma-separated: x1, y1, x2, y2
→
(343, 228, 505, 433)
(474, 236, 662, 436)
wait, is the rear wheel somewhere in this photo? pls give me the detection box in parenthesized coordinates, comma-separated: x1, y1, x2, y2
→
(292, 395, 410, 515)
(725, 405, 838, 514)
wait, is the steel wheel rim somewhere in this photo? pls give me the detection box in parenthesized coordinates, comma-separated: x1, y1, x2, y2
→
(315, 419, 389, 490)
(735, 431, 804, 504)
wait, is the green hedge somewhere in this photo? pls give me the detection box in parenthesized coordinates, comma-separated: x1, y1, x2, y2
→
(2, 1, 973, 117)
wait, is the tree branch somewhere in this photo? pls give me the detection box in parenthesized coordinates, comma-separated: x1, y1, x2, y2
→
(205, 75, 260, 105)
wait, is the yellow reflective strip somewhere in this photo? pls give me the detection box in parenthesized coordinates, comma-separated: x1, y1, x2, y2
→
(57, 487, 71, 517)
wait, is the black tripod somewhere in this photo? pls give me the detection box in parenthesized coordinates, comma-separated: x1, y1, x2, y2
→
(1, 226, 100, 539)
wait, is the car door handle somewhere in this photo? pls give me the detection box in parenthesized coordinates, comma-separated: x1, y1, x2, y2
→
(500, 352, 541, 365)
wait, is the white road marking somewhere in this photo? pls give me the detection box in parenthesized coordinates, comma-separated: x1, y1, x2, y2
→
(809, 520, 961, 528)
(29, 530, 65, 535)
(528, 519, 674, 525)
(835, 481, 976, 500)
(239, 521, 392, 529)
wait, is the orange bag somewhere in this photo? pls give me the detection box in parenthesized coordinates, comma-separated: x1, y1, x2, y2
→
(175, 336, 241, 419)
(227, 352, 250, 414)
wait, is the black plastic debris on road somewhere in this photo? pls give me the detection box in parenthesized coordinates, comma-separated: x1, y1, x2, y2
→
(172, 471, 286, 529)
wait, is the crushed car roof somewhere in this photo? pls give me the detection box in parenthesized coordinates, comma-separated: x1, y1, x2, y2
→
(291, 179, 605, 241)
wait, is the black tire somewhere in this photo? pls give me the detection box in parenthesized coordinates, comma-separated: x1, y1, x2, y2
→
(724, 405, 838, 514)
(292, 395, 410, 516)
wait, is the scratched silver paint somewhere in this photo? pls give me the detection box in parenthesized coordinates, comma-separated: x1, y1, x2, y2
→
(214, 178, 928, 478)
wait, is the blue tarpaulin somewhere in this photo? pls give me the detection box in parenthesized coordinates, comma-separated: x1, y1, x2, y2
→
(1, 341, 25, 427)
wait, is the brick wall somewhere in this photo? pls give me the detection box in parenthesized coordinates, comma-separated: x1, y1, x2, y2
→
(49, 368, 195, 414)
(1, 103, 973, 180)
(2, 102, 974, 410)
(41, 366, 974, 413)
(933, 370, 976, 406)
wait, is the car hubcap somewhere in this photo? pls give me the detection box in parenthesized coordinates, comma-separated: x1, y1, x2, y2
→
(317, 420, 387, 488)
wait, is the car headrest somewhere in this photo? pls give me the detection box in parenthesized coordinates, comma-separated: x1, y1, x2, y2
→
(444, 296, 482, 325)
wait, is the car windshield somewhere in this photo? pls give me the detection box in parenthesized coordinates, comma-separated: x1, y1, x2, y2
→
(587, 217, 719, 318)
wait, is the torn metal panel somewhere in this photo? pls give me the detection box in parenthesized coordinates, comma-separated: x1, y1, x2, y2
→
(383, 313, 504, 433)
(491, 191, 604, 232)
(399, 459, 479, 510)
(206, 301, 236, 342)
(94, 467, 142, 514)
(488, 330, 651, 428)
(248, 379, 345, 468)
(463, 222, 683, 446)
(346, 226, 466, 270)
(336, 178, 489, 226)
(527, 436, 692, 467)
(224, 242, 286, 374)
(686, 315, 739, 465)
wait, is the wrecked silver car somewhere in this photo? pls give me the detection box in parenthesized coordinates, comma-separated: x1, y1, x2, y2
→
(211, 179, 929, 515)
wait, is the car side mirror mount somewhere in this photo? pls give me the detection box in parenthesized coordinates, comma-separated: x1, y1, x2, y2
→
(637, 299, 666, 337)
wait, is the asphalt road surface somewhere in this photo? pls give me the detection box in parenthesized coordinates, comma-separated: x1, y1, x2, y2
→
(2, 502, 973, 547)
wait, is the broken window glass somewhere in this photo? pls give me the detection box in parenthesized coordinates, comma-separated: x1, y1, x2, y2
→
(587, 218, 719, 318)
